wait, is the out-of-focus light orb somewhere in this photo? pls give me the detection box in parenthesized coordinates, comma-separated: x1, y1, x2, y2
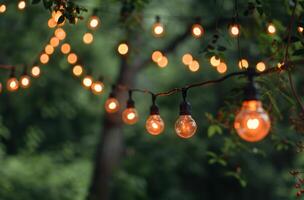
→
(50, 37, 60, 47)
(0, 4, 7, 13)
(210, 56, 221, 67)
(188, 60, 200, 72)
(40, 53, 50, 64)
(256, 62, 266, 72)
(61, 43, 71, 54)
(31, 66, 41, 78)
(18, 1, 26, 10)
(238, 59, 249, 69)
(67, 53, 78, 64)
(72, 65, 83, 77)
(182, 53, 193, 65)
(83, 32, 94, 44)
(45, 44, 54, 55)
(217, 62, 227, 74)
(117, 43, 129, 55)
(157, 56, 168, 68)
(152, 51, 163, 63)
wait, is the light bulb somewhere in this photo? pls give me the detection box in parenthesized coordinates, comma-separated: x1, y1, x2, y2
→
(152, 51, 163, 63)
(117, 43, 129, 55)
(256, 62, 266, 72)
(83, 32, 94, 44)
(40, 53, 49, 64)
(54, 28, 66, 40)
(267, 23, 276, 34)
(298, 26, 304, 33)
(105, 97, 120, 113)
(238, 59, 249, 69)
(91, 81, 104, 95)
(52, 10, 63, 23)
(175, 115, 197, 138)
(188, 60, 200, 72)
(67, 53, 78, 64)
(45, 44, 54, 55)
(72, 65, 83, 77)
(229, 24, 240, 37)
(20, 75, 31, 89)
(210, 56, 221, 67)
(182, 53, 193, 65)
(48, 18, 57, 28)
(217, 62, 227, 74)
(88, 16, 100, 30)
(234, 100, 271, 142)
(18, 0, 26, 10)
(152, 17, 164, 37)
(146, 115, 165, 135)
(157, 56, 168, 68)
(31, 66, 41, 78)
(122, 108, 139, 125)
(7, 77, 19, 92)
(61, 43, 71, 54)
(0, 4, 7, 13)
(82, 76, 93, 88)
(191, 24, 204, 38)
(50, 37, 60, 47)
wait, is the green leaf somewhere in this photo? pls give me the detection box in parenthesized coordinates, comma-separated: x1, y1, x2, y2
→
(208, 125, 222, 138)
(265, 92, 282, 119)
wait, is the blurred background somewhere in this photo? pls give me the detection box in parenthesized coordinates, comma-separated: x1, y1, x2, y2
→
(0, 0, 303, 199)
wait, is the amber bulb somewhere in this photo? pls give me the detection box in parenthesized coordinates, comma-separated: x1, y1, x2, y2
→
(72, 65, 83, 77)
(48, 18, 57, 28)
(45, 44, 54, 55)
(191, 24, 204, 38)
(152, 19, 164, 37)
(210, 56, 221, 67)
(50, 37, 60, 47)
(82, 76, 93, 88)
(238, 59, 249, 69)
(61, 43, 71, 54)
(229, 24, 240, 37)
(182, 53, 193, 65)
(117, 43, 129, 55)
(91, 81, 104, 95)
(157, 56, 168, 68)
(18, 0, 26, 10)
(0, 4, 7, 13)
(217, 62, 227, 74)
(256, 62, 266, 72)
(175, 115, 197, 139)
(152, 51, 163, 63)
(52, 10, 63, 23)
(7, 77, 19, 92)
(20, 75, 31, 89)
(234, 100, 271, 142)
(298, 26, 304, 33)
(88, 16, 100, 30)
(145, 115, 165, 136)
(105, 97, 120, 113)
(83, 32, 94, 44)
(31, 66, 41, 78)
(122, 108, 139, 125)
(67, 53, 78, 64)
(267, 23, 276, 34)
(55, 28, 66, 40)
(188, 60, 200, 72)
(40, 53, 49, 64)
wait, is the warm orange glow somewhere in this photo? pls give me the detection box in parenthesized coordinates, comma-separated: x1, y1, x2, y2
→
(0, 4, 6, 13)
(67, 53, 78, 64)
(175, 115, 197, 138)
(157, 56, 168, 68)
(72, 65, 83, 77)
(82, 76, 93, 88)
(217, 62, 227, 74)
(256, 62, 266, 72)
(54, 28, 66, 40)
(238, 59, 249, 69)
(45, 44, 54, 55)
(17, 1, 26, 10)
(210, 56, 221, 67)
(267, 23, 276, 34)
(40, 53, 50, 64)
(191, 24, 204, 38)
(122, 108, 139, 125)
(152, 51, 163, 62)
(52, 10, 63, 23)
(298, 26, 304, 33)
(61, 43, 71, 54)
(88, 16, 100, 30)
(234, 100, 271, 142)
(20, 75, 31, 89)
(188, 60, 200, 72)
(152, 22, 164, 37)
(48, 18, 57, 28)
(229, 24, 240, 37)
(7, 77, 19, 92)
(277, 62, 284, 68)
(50, 37, 60, 47)
(105, 98, 120, 113)
(182, 53, 193, 65)
(83, 32, 94, 44)
(146, 115, 165, 135)
(31, 66, 41, 78)
(91, 81, 104, 95)
(117, 43, 129, 55)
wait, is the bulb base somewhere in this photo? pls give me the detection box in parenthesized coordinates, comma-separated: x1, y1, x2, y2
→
(150, 104, 159, 115)
(179, 101, 191, 115)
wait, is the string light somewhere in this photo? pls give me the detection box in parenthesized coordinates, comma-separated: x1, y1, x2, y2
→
(91, 80, 104, 95)
(188, 60, 200, 72)
(277, 62, 284, 68)
(7, 69, 19, 92)
(152, 16, 165, 37)
(210, 56, 221, 67)
(67, 53, 78, 64)
(117, 43, 129, 55)
(88, 16, 101, 30)
(151, 51, 163, 63)
(234, 75, 271, 142)
(146, 98, 165, 135)
(216, 62, 227, 74)
(82, 75, 93, 88)
(50, 37, 60, 47)
(256, 62, 266, 72)
(48, 18, 57, 28)
(52, 10, 63, 24)
(191, 24, 204, 38)
(298, 26, 304, 33)
(182, 53, 193, 65)
(31, 66, 41, 78)
(105, 88, 120, 113)
(17, 0, 26, 10)
(61, 43, 71, 54)
(45, 44, 54, 55)
(238, 59, 249, 69)
(54, 28, 66, 40)
(83, 32, 94, 44)
(229, 24, 240, 37)
(20, 75, 31, 89)
(72, 65, 83, 77)
(157, 56, 168, 68)
(267, 23, 276, 34)
(40, 53, 50, 64)
(175, 90, 197, 138)
(0, 4, 6, 13)
(122, 92, 139, 125)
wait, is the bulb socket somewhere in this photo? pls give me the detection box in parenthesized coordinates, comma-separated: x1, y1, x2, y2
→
(150, 104, 159, 115)
(126, 99, 135, 108)
(179, 101, 191, 115)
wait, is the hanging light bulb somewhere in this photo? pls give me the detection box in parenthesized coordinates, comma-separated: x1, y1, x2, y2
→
(267, 23, 276, 35)
(122, 91, 139, 125)
(217, 62, 227, 74)
(31, 66, 41, 78)
(157, 56, 168, 68)
(88, 15, 100, 30)
(61, 43, 71, 54)
(146, 98, 165, 135)
(256, 62, 266, 72)
(54, 28, 66, 40)
(82, 75, 93, 88)
(210, 56, 221, 67)
(91, 79, 104, 95)
(175, 90, 197, 138)
(151, 51, 163, 63)
(238, 59, 249, 69)
(191, 23, 204, 38)
(20, 75, 31, 89)
(50, 37, 60, 47)
(234, 71, 271, 142)
(48, 18, 57, 28)
(117, 42, 129, 55)
(7, 69, 19, 92)
(182, 53, 193, 65)
(72, 65, 83, 77)
(298, 26, 304, 33)
(17, 0, 26, 10)
(229, 23, 240, 37)
(45, 44, 54, 55)
(105, 87, 120, 114)
(40, 53, 49, 64)
(0, 4, 6, 13)
(67, 53, 78, 64)
(152, 16, 164, 37)
(188, 60, 200, 72)
(83, 32, 94, 44)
